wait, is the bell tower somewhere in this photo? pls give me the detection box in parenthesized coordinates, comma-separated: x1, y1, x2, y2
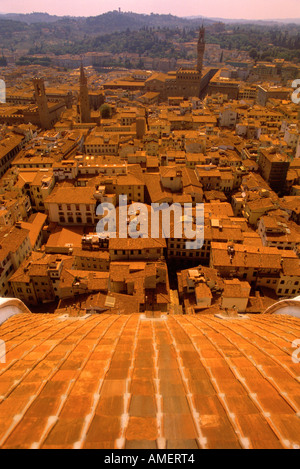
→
(197, 25, 205, 74)
(33, 78, 52, 130)
(79, 64, 91, 123)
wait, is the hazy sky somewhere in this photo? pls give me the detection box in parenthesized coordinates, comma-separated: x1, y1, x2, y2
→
(0, 0, 299, 19)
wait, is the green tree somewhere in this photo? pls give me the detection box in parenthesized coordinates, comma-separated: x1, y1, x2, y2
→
(137, 58, 144, 69)
(100, 104, 112, 119)
(249, 48, 258, 60)
(0, 56, 7, 66)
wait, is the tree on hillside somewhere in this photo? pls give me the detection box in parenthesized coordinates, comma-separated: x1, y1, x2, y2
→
(249, 48, 258, 60)
(0, 56, 7, 66)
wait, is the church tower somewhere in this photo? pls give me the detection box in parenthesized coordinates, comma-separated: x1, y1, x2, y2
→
(79, 64, 91, 123)
(197, 26, 205, 74)
(33, 78, 52, 130)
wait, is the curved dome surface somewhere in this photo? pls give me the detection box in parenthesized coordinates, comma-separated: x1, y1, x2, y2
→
(0, 298, 32, 325)
(264, 296, 300, 318)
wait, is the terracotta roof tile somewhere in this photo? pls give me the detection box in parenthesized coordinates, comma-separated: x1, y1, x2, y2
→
(163, 414, 198, 440)
(129, 395, 156, 418)
(125, 439, 157, 449)
(85, 415, 122, 443)
(0, 313, 300, 449)
(166, 439, 199, 449)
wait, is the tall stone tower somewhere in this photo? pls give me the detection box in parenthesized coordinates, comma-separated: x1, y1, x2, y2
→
(136, 117, 146, 139)
(197, 26, 205, 74)
(79, 64, 91, 123)
(33, 78, 52, 130)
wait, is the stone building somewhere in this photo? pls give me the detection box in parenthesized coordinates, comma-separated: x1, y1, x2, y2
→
(144, 27, 218, 100)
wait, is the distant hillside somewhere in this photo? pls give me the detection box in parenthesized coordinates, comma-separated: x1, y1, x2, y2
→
(273, 18, 300, 25)
(0, 10, 299, 64)
(0, 10, 215, 31)
(0, 10, 217, 52)
(186, 16, 300, 25)
(1, 11, 300, 27)
(82, 12, 203, 34)
(0, 12, 72, 23)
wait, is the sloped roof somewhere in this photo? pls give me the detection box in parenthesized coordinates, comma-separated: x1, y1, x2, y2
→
(0, 313, 300, 449)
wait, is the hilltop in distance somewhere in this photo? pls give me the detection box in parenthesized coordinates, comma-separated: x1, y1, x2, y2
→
(0, 10, 299, 64)
(1, 11, 300, 26)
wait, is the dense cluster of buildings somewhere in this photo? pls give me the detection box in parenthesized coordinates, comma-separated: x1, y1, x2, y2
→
(0, 22, 300, 452)
(0, 28, 299, 317)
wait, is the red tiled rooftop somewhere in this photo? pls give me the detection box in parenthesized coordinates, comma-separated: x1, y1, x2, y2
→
(0, 313, 299, 449)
